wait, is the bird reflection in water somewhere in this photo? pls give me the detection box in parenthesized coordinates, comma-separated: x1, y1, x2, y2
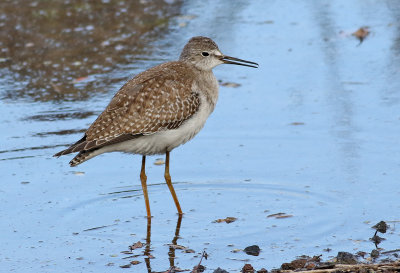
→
(129, 215, 183, 272)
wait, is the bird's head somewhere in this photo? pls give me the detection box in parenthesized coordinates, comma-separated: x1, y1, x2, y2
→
(179, 36, 258, 71)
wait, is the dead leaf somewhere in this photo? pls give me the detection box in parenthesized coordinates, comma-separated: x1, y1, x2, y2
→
(352, 27, 370, 43)
(289, 122, 305, 126)
(213, 217, 237, 224)
(167, 244, 187, 250)
(219, 81, 241, 88)
(154, 158, 165, 165)
(129, 241, 143, 251)
(267, 212, 293, 219)
(130, 260, 140, 265)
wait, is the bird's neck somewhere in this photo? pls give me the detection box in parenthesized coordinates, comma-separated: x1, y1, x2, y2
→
(193, 69, 219, 108)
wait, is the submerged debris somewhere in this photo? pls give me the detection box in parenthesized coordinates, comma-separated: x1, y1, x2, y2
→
(352, 27, 370, 44)
(289, 122, 305, 126)
(191, 251, 208, 273)
(218, 80, 241, 88)
(154, 158, 165, 165)
(167, 244, 188, 250)
(267, 213, 293, 219)
(213, 217, 237, 224)
(129, 241, 143, 251)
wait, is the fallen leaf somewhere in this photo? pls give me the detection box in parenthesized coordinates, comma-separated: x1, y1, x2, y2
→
(129, 241, 143, 251)
(154, 158, 165, 165)
(219, 81, 241, 88)
(167, 244, 187, 250)
(352, 27, 370, 43)
(267, 212, 293, 219)
(290, 122, 305, 126)
(276, 214, 293, 218)
(213, 217, 237, 224)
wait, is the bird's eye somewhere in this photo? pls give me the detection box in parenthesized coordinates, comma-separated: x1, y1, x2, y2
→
(201, 52, 209, 57)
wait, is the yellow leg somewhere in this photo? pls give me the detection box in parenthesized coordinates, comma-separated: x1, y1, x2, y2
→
(140, 155, 151, 218)
(164, 151, 183, 215)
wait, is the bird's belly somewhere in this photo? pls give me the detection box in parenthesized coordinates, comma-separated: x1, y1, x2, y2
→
(102, 101, 214, 155)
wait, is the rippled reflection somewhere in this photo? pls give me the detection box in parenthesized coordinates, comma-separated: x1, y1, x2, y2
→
(0, 0, 182, 102)
(122, 215, 183, 272)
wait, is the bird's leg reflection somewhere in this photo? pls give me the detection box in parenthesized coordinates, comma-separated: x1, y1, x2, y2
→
(144, 216, 152, 273)
(141, 215, 183, 272)
(168, 214, 183, 267)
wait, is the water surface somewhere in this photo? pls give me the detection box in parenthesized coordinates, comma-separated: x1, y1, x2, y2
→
(1, 0, 400, 272)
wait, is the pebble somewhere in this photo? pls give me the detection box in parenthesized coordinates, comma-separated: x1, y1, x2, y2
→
(242, 264, 255, 273)
(244, 245, 261, 256)
(336, 251, 357, 264)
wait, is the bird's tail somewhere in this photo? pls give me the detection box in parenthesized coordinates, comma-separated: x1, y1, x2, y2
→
(69, 150, 96, 167)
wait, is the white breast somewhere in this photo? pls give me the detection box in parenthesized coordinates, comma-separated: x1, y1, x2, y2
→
(92, 93, 215, 156)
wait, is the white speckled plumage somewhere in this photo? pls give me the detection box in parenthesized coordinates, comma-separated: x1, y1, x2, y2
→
(74, 80, 217, 162)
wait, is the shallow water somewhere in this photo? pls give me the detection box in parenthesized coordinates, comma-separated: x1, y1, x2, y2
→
(1, 0, 400, 272)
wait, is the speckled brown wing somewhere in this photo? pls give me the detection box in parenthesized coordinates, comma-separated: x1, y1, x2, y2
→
(54, 62, 200, 156)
